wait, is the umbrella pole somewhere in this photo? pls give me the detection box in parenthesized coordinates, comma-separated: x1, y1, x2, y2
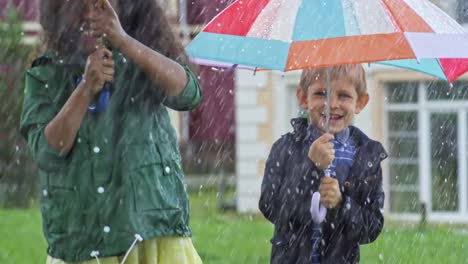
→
(326, 67, 331, 134)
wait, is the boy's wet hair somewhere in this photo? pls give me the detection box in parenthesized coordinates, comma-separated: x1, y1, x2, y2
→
(299, 65, 367, 97)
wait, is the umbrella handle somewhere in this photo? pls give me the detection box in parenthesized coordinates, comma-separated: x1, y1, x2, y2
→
(88, 83, 111, 114)
(88, 55, 111, 114)
(311, 192, 327, 224)
(311, 67, 332, 224)
(311, 169, 331, 224)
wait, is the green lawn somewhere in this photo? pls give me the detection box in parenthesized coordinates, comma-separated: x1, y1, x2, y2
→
(0, 191, 467, 263)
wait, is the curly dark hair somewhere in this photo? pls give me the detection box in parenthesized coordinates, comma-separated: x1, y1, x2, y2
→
(38, 0, 187, 64)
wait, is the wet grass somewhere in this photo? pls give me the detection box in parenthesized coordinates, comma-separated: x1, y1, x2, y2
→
(0, 190, 467, 263)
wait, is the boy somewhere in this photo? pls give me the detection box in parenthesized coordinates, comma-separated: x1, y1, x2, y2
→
(259, 65, 387, 264)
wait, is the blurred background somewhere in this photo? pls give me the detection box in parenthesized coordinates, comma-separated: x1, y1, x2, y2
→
(1, 0, 468, 263)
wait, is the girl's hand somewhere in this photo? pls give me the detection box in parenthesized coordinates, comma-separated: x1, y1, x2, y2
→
(308, 133, 335, 170)
(83, 48, 114, 96)
(319, 177, 342, 208)
(90, 0, 127, 49)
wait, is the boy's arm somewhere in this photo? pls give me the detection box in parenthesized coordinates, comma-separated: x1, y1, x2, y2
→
(259, 140, 285, 224)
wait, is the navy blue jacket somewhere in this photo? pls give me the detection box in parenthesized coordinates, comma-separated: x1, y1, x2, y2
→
(259, 118, 387, 264)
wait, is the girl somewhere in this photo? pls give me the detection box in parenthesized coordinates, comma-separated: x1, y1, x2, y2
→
(20, 0, 203, 263)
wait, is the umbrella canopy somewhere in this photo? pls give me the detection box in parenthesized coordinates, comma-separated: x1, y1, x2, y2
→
(186, 0, 468, 82)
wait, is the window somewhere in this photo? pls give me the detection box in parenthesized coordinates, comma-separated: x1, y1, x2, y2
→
(385, 80, 468, 215)
(386, 82, 420, 212)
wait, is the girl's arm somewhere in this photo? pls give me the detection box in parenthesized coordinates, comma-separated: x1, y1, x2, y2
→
(117, 35, 188, 96)
(44, 83, 94, 154)
(45, 48, 114, 155)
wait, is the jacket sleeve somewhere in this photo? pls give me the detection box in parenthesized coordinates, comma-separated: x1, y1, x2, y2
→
(259, 139, 286, 224)
(163, 65, 202, 111)
(328, 146, 387, 244)
(20, 69, 68, 172)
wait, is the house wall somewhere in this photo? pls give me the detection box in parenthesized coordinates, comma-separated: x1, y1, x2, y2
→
(235, 70, 272, 212)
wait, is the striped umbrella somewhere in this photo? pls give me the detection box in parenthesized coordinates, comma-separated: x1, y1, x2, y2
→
(186, 0, 468, 83)
(186, 0, 468, 224)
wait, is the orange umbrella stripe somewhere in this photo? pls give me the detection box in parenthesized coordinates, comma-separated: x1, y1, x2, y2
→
(285, 33, 416, 71)
(382, 0, 433, 32)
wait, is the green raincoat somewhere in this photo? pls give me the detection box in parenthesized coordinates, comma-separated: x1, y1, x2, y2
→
(20, 50, 202, 262)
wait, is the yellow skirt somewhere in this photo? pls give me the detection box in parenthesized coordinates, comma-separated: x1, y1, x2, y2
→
(46, 237, 202, 264)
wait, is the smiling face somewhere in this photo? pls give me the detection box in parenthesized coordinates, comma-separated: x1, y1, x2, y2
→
(297, 74, 369, 134)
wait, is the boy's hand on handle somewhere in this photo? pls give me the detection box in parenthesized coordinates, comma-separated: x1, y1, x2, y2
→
(308, 133, 335, 170)
(90, 0, 127, 49)
(83, 48, 114, 96)
(319, 177, 342, 209)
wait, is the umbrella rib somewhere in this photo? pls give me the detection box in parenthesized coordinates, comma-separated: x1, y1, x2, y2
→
(380, 0, 404, 32)
(326, 67, 331, 134)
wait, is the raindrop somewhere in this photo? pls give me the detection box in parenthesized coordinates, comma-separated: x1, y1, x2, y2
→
(276, 161, 280, 167)
(345, 202, 351, 210)
(367, 161, 373, 167)
(379, 253, 384, 261)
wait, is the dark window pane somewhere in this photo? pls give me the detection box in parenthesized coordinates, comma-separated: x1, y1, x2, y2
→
(388, 111, 418, 131)
(390, 191, 419, 213)
(388, 136, 418, 158)
(390, 164, 418, 185)
(430, 113, 458, 212)
(386, 82, 418, 103)
(427, 81, 468, 101)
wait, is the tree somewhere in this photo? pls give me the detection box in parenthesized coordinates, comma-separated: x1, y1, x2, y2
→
(0, 8, 38, 208)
